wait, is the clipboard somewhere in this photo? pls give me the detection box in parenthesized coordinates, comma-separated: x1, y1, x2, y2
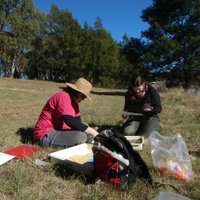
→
(122, 111, 144, 116)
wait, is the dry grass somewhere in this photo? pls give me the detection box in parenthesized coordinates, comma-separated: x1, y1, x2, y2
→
(0, 77, 199, 200)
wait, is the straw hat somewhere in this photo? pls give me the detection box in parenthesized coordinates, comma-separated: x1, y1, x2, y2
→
(66, 77, 92, 102)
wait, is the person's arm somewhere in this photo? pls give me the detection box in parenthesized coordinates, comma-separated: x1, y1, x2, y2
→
(122, 90, 132, 120)
(123, 90, 132, 111)
(62, 115, 98, 137)
(144, 86, 162, 115)
(84, 126, 99, 137)
(151, 88, 162, 114)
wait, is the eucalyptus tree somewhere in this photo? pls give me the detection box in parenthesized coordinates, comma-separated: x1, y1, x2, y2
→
(141, 0, 200, 88)
(0, 0, 42, 78)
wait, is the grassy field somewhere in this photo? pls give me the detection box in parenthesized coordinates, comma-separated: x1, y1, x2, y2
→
(0, 77, 199, 200)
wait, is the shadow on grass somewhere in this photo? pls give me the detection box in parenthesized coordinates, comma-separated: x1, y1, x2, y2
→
(91, 90, 125, 96)
(97, 124, 123, 133)
(59, 87, 126, 96)
(15, 125, 123, 145)
(51, 124, 124, 185)
(16, 127, 35, 144)
(189, 150, 200, 158)
(53, 164, 98, 185)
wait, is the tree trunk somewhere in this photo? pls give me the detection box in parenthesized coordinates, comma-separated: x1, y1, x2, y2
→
(11, 56, 16, 79)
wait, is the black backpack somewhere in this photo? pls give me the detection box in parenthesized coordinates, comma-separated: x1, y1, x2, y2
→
(92, 129, 153, 190)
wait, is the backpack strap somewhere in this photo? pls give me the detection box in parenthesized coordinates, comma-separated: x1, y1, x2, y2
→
(93, 129, 153, 187)
(114, 130, 153, 184)
(92, 143, 129, 167)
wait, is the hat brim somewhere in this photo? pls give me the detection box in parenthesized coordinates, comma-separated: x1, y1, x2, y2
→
(66, 82, 92, 103)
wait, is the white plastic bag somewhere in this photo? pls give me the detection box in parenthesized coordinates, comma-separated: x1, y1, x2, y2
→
(149, 131, 193, 181)
(154, 192, 191, 200)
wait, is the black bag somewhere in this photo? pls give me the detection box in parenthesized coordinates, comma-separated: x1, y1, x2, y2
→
(92, 129, 153, 190)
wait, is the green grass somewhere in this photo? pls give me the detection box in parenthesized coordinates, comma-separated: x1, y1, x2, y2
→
(0, 77, 199, 200)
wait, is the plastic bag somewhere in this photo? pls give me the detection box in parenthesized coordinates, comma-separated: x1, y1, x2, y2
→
(149, 131, 193, 181)
(154, 192, 191, 200)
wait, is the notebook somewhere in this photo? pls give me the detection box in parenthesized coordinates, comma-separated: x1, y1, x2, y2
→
(0, 152, 16, 165)
(4, 145, 41, 159)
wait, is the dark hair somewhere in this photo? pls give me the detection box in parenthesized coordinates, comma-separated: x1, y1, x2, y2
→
(130, 75, 145, 87)
(64, 87, 80, 100)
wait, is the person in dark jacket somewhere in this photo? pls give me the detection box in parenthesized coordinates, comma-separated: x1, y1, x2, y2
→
(122, 75, 162, 136)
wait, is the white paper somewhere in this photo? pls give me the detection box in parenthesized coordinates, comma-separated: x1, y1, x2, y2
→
(122, 111, 144, 116)
(0, 152, 16, 165)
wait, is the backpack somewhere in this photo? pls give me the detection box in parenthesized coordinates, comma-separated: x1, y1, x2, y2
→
(92, 129, 153, 190)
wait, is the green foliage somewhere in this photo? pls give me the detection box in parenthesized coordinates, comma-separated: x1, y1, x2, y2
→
(25, 7, 120, 86)
(88, 19, 120, 87)
(0, 1, 160, 87)
(2, 0, 200, 88)
(39, 5, 83, 81)
(141, 0, 200, 88)
(0, 0, 42, 78)
(117, 36, 148, 87)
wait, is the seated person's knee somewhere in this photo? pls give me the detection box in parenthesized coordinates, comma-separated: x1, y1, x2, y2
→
(123, 127, 137, 136)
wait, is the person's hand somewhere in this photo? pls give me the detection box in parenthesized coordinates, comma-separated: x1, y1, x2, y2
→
(92, 126, 99, 131)
(121, 111, 129, 120)
(122, 113, 128, 120)
(85, 127, 99, 137)
(91, 129, 99, 137)
(143, 107, 153, 112)
(142, 103, 153, 112)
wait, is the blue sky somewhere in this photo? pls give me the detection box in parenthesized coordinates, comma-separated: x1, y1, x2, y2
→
(33, 0, 152, 42)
